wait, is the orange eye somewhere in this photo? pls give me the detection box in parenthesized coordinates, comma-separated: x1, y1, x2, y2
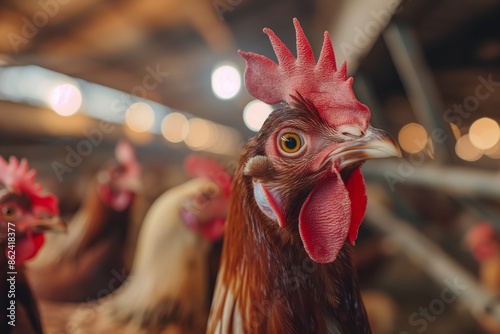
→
(280, 133, 302, 154)
(2, 205, 17, 219)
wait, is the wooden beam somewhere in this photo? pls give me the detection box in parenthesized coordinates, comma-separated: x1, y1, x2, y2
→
(365, 198, 500, 322)
(363, 160, 500, 200)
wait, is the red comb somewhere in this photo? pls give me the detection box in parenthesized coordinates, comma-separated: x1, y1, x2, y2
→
(0, 156, 59, 215)
(185, 155, 232, 197)
(239, 18, 370, 129)
(115, 140, 141, 177)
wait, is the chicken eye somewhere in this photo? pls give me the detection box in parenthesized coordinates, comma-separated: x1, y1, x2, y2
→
(2, 205, 17, 219)
(280, 133, 302, 154)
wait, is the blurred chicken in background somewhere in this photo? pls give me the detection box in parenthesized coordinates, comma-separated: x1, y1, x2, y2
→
(40, 155, 232, 334)
(465, 222, 500, 334)
(0, 156, 65, 334)
(27, 141, 143, 302)
(466, 222, 500, 295)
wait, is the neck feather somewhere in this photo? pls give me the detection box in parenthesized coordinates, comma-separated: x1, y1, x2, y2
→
(212, 155, 371, 333)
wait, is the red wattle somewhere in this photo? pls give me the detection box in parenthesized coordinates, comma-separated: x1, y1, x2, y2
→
(11, 230, 45, 266)
(299, 169, 351, 263)
(346, 168, 367, 245)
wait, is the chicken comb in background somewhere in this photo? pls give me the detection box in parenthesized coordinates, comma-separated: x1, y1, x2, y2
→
(185, 154, 233, 197)
(239, 17, 370, 129)
(0, 156, 59, 215)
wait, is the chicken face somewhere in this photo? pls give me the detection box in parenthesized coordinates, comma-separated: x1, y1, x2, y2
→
(239, 19, 401, 263)
(0, 157, 65, 265)
(181, 155, 233, 241)
(244, 97, 400, 263)
(180, 180, 229, 241)
(98, 141, 142, 211)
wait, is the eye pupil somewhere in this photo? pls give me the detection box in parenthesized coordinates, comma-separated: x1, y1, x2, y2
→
(284, 136, 297, 150)
(2, 206, 16, 219)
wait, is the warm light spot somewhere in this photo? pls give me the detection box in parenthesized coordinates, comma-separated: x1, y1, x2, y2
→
(124, 124, 154, 145)
(469, 117, 500, 150)
(398, 123, 428, 153)
(485, 140, 500, 159)
(456, 135, 483, 161)
(161, 112, 189, 143)
(125, 102, 154, 133)
(243, 100, 273, 132)
(50, 84, 82, 116)
(211, 64, 241, 100)
(204, 125, 241, 155)
(185, 118, 213, 150)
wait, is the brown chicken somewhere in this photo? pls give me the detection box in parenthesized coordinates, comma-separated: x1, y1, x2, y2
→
(207, 19, 401, 333)
(40, 155, 232, 334)
(0, 156, 65, 334)
(27, 140, 142, 302)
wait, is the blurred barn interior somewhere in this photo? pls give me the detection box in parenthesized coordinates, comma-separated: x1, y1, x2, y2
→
(0, 0, 499, 333)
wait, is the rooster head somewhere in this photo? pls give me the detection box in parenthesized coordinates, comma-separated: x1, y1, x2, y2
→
(97, 140, 142, 211)
(180, 155, 232, 241)
(240, 19, 401, 263)
(0, 156, 65, 265)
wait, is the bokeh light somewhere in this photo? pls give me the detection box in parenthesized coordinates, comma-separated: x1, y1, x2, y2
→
(398, 123, 428, 154)
(125, 102, 154, 133)
(124, 124, 154, 145)
(50, 83, 82, 116)
(184, 118, 214, 150)
(455, 134, 483, 161)
(484, 140, 500, 159)
(469, 117, 500, 150)
(243, 100, 273, 132)
(211, 64, 241, 100)
(161, 112, 189, 143)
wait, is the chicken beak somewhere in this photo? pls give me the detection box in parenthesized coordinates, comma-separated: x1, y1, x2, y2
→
(333, 126, 402, 169)
(30, 215, 67, 234)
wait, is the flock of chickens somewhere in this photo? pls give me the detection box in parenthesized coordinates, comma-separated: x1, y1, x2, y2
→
(1, 19, 498, 334)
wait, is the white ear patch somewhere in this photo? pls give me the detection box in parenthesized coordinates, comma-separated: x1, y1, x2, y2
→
(253, 180, 285, 227)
